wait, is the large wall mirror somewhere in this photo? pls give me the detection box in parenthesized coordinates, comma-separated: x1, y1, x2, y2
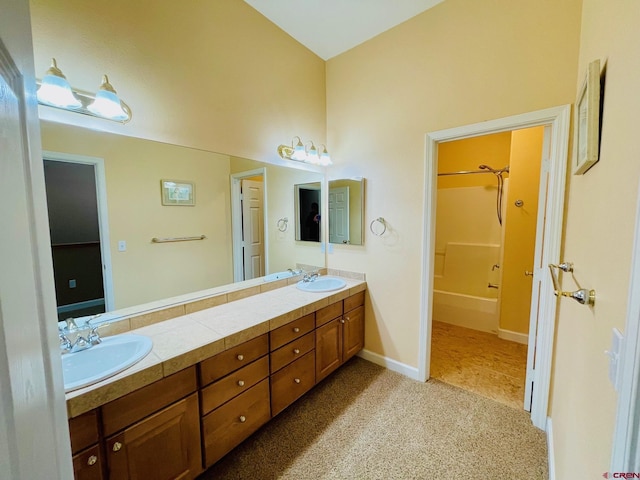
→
(40, 120, 325, 322)
(328, 178, 365, 245)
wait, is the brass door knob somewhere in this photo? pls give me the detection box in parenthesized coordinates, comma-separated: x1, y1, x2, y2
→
(525, 270, 534, 277)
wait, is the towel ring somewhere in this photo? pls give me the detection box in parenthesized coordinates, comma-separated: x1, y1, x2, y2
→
(277, 217, 288, 232)
(370, 217, 387, 236)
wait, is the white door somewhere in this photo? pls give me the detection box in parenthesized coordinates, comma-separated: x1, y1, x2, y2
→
(329, 186, 350, 244)
(0, 8, 75, 478)
(241, 179, 265, 280)
(524, 125, 552, 411)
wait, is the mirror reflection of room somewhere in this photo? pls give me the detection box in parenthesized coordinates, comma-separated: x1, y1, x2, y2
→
(295, 182, 321, 242)
(328, 178, 364, 245)
(39, 121, 326, 318)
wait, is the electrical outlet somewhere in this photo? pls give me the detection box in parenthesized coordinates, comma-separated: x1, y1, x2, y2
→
(69, 279, 76, 288)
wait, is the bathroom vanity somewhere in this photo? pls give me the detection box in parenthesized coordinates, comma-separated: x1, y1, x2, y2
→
(66, 277, 366, 479)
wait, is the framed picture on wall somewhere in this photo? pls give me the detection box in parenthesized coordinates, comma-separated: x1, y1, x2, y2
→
(161, 179, 195, 206)
(573, 59, 601, 175)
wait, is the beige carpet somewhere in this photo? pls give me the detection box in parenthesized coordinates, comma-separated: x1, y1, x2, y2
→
(198, 357, 548, 480)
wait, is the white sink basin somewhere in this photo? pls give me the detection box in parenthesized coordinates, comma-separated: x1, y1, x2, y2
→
(296, 276, 347, 293)
(62, 334, 153, 393)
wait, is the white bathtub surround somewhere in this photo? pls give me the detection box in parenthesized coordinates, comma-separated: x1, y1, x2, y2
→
(431, 289, 498, 333)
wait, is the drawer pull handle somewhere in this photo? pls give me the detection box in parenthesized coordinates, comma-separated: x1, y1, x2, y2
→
(293, 348, 300, 354)
(293, 327, 300, 333)
(294, 378, 301, 384)
(237, 354, 244, 361)
(239, 415, 246, 423)
(112, 442, 122, 452)
(87, 455, 98, 466)
(237, 380, 245, 387)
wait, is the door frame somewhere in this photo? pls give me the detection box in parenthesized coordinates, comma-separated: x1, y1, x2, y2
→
(418, 105, 571, 430)
(610, 183, 640, 471)
(231, 168, 267, 282)
(43, 151, 115, 312)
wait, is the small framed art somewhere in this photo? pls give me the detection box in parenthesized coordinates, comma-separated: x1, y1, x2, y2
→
(161, 179, 195, 206)
(573, 59, 601, 175)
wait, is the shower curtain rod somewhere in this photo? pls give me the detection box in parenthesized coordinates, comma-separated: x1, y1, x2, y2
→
(437, 166, 510, 176)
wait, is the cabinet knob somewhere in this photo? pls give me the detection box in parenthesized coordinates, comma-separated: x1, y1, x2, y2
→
(345, 316, 350, 321)
(340, 319, 345, 324)
(87, 455, 98, 466)
(293, 348, 300, 354)
(237, 354, 244, 361)
(293, 327, 300, 333)
(239, 415, 246, 423)
(237, 380, 245, 387)
(112, 441, 122, 452)
(294, 378, 301, 384)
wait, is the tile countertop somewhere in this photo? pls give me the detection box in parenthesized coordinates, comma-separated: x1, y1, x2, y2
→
(65, 277, 367, 418)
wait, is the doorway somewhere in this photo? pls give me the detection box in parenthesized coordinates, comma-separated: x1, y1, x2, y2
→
(419, 105, 571, 429)
(429, 127, 544, 409)
(42, 152, 114, 320)
(231, 168, 267, 282)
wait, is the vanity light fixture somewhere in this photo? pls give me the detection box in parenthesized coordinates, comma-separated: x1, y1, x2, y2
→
(277, 136, 332, 166)
(36, 58, 132, 123)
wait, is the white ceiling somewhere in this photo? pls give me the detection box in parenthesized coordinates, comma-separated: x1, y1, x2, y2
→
(243, 0, 445, 60)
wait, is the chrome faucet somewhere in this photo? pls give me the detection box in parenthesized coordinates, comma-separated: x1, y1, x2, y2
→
(287, 268, 303, 276)
(58, 318, 103, 354)
(302, 271, 320, 282)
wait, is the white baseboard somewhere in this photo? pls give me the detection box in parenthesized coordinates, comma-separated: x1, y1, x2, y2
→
(546, 416, 556, 480)
(498, 328, 528, 345)
(357, 349, 420, 380)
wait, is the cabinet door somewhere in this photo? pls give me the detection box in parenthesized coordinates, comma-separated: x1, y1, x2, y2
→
(343, 305, 364, 362)
(106, 393, 202, 480)
(72, 445, 104, 480)
(315, 317, 343, 383)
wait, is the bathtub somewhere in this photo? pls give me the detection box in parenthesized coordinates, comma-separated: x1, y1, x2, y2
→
(431, 289, 499, 334)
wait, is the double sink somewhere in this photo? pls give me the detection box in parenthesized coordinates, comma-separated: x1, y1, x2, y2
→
(62, 275, 347, 392)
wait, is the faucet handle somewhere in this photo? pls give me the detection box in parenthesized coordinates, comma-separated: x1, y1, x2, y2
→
(65, 317, 78, 331)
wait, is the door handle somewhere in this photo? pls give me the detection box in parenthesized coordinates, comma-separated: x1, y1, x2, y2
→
(524, 270, 534, 277)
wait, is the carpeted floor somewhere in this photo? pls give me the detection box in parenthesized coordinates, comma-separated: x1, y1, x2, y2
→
(198, 357, 547, 480)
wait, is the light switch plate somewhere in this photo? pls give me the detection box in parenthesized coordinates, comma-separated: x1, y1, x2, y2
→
(606, 328, 624, 391)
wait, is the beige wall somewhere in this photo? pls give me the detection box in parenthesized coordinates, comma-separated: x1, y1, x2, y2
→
(29, 0, 327, 164)
(326, 0, 582, 366)
(549, 0, 640, 477)
(41, 122, 233, 309)
(500, 127, 543, 334)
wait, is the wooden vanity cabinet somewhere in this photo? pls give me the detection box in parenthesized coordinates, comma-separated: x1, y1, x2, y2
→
(69, 410, 104, 480)
(315, 292, 365, 383)
(199, 334, 270, 468)
(101, 367, 202, 480)
(269, 313, 316, 416)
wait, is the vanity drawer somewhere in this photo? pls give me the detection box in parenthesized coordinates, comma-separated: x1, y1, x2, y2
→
(69, 409, 99, 454)
(270, 331, 315, 374)
(270, 350, 315, 416)
(270, 313, 314, 351)
(344, 291, 365, 313)
(201, 355, 269, 415)
(315, 301, 343, 328)
(202, 379, 271, 467)
(199, 334, 269, 386)
(102, 366, 197, 437)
